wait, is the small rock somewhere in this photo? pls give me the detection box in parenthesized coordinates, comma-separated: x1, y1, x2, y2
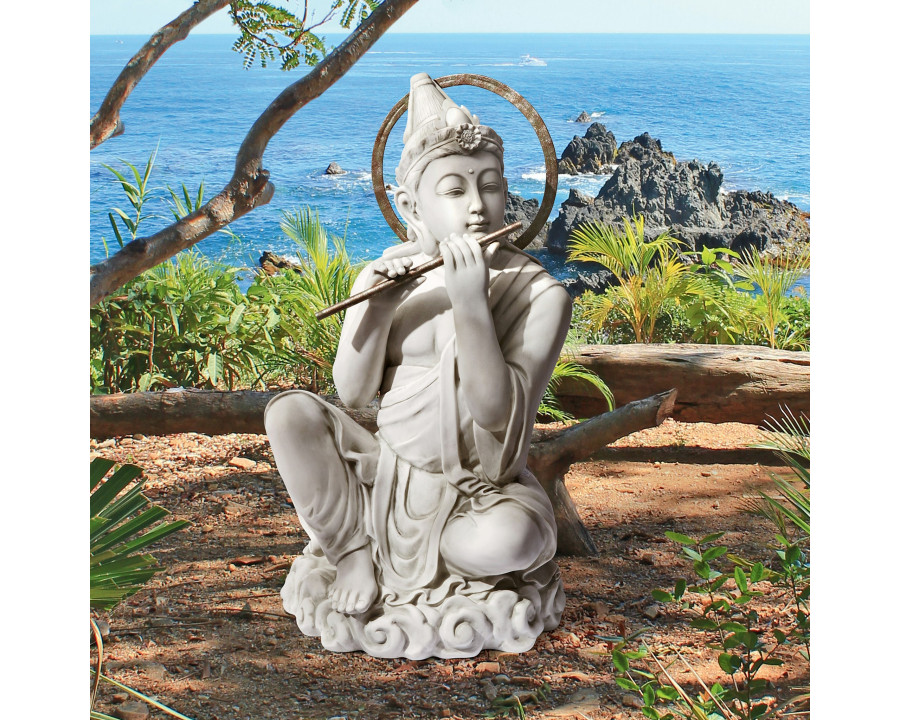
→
(201, 524, 214, 533)
(441, 710, 452, 718)
(476, 661, 501, 674)
(701, 471, 712, 477)
(642, 604, 661, 620)
(133, 433, 146, 441)
(324, 162, 347, 175)
(575, 111, 591, 123)
(713, 501, 720, 509)
(110, 693, 129, 704)
(228, 457, 256, 470)
(93, 619, 110, 639)
(141, 661, 167, 682)
(622, 694, 643, 708)
(493, 673, 510, 682)
(112, 701, 150, 720)
(97, 439, 116, 448)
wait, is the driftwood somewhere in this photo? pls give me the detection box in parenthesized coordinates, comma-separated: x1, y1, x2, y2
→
(90, 389, 376, 438)
(529, 389, 677, 555)
(91, 387, 677, 556)
(556, 344, 809, 425)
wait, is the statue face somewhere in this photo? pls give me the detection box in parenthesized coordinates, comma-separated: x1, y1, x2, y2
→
(409, 150, 506, 256)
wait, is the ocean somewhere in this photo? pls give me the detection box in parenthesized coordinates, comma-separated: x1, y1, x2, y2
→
(90, 33, 810, 286)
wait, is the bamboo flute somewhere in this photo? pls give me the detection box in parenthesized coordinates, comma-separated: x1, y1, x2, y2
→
(315, 221, 523, 321)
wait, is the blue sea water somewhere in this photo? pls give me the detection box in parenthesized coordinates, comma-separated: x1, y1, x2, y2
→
(90, 33, 809, 286)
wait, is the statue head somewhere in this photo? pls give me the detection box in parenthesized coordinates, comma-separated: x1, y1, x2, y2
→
(394, 73, 508, 256)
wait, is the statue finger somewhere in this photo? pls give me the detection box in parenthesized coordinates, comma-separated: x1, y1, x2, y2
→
(440, 241, 456, 270)
(483, 240, 501, 266)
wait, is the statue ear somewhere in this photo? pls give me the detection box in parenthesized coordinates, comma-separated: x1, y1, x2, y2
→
(395, 185, 426, 244)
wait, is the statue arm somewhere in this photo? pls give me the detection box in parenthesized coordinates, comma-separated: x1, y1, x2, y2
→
(445, 238, 571, 433)
(333, 251, 418, 409)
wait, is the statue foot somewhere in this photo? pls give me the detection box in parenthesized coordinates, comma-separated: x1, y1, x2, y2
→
(329, 546, 378, 615)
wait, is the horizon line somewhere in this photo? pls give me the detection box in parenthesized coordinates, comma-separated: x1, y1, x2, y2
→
(90, 31, 811, 37)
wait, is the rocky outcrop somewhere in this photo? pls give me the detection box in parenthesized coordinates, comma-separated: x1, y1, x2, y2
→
(504, 192, 549, 250)
(324, 162, 346, 175)
(558, 123, 617, 175)
(575, 111, 591, 123)
(547, 132, 810, 263)
(259, 251, 302, 276)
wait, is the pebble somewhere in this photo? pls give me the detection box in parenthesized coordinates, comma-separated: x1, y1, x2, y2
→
(622, 694, 643, 708)
(112, 701, 150, 720)
(229, 457, 256, 470)
(475, 661, 500, 674)
(97, 439, 116, 448)
(141, 662, 167, 682)
(642, 604, 662, 619)
(110, 693, 129, 704)
(133, 434, 146, 440)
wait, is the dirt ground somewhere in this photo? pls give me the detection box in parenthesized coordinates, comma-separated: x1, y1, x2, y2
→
(89, 419, 809, 720)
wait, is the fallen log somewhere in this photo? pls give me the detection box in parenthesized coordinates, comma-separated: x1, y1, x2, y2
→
(529, 389, 677, 556)
(91, 387, 677, 557)
(556, 344, 809, 425)
(90, 388, 377, 439)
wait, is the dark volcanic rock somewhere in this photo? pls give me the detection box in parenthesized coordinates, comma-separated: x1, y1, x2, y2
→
(560, 269, 615, 297)
(558, 123, 618, 175)
(504, 192, 549, 249)
(547, 132, 810, 261)
(324, 161, 346, 175)
(575, 111, 592, 123)
(259, 251, 302, 276)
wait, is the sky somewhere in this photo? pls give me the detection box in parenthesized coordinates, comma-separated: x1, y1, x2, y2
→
(90, 0, 810, 35)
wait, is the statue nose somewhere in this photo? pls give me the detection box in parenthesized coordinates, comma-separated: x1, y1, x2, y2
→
(468, 190, 485, 214)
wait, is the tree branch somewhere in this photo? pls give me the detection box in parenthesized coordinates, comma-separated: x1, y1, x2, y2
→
(90, 0, 420, 307)
(90, 0, 231, 150)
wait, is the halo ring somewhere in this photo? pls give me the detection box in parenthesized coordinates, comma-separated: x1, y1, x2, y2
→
(371, 74, 557, 250)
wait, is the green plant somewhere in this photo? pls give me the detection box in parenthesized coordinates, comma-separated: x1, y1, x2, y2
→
(90, 250, 277, 393)
(612, 407, 811, 720)
(569, 215, 704, 343)
(682, 246, 756, 345)
(103, 147, 160, 249)
(539, 358, 614, 423)
(731, 248, 810, 349)
(747, 409, 810, 538)
(614, 530, 809, 719)
(248, 207, 361, 392)
(90, 457, 193, 719)
(91, 458, 189, 610)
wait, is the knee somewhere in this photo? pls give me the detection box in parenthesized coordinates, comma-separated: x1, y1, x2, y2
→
(442, 504, 544, 576)
(264, 391, 329, 444)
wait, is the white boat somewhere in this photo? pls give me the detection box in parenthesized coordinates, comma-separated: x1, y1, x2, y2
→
(518, 54, 547, 67)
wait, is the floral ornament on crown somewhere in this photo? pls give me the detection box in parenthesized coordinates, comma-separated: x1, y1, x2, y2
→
(455, 123, 482, 154)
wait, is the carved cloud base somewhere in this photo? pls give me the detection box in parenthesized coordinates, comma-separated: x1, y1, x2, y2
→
(281, 545, 565, 659)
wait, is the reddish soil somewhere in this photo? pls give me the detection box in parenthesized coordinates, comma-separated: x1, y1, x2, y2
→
(89, 420, 809, 720)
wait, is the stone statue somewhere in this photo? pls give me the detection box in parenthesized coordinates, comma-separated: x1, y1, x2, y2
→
(265, 72, 571, 659)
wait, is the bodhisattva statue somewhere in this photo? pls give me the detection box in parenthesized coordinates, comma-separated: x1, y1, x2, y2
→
(265, 73, 571, 659)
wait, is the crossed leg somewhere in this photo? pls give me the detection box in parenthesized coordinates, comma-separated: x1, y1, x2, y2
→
(265, 391, 380, 615)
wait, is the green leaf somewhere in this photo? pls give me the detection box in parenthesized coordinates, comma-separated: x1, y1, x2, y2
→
(717, 653, 741, 674)
(683, 547, 703, 561)
(698, 531, 726, 545)
(750, 562, 765, 583)
(734, 566, 748, 593)
(702, 546, 729, 562)
(612, 649, 630, 673)
(652, 589, 674, 603)
(616, 676, 640, 692)
(657, 686, 680, 701)
(90, 457, 116, 491)
(665, 531, 696, 546)
(643, 685, 657, 706)
(673, 579, 687, 600)
(90, 463, 144, 517)
(693, 560, 711, 579)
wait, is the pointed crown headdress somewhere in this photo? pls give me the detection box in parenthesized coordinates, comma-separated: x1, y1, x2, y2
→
(395, 73, 504, 187)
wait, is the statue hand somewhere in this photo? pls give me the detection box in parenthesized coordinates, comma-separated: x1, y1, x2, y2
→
(360, 246, 423, 311)
(440, 233, 499, 309)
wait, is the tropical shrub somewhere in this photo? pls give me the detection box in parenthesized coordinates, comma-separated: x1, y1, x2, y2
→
(568, 216, 810, 350)
(90, 250, 278, 393)
(611, 410, 810, 719)
(568, 214, 705, 343)
(90, 458, 189, 611)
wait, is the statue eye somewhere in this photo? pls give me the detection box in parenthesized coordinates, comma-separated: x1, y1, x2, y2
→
(439, 186, 465, 197)
(480, 182, 500, 192)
